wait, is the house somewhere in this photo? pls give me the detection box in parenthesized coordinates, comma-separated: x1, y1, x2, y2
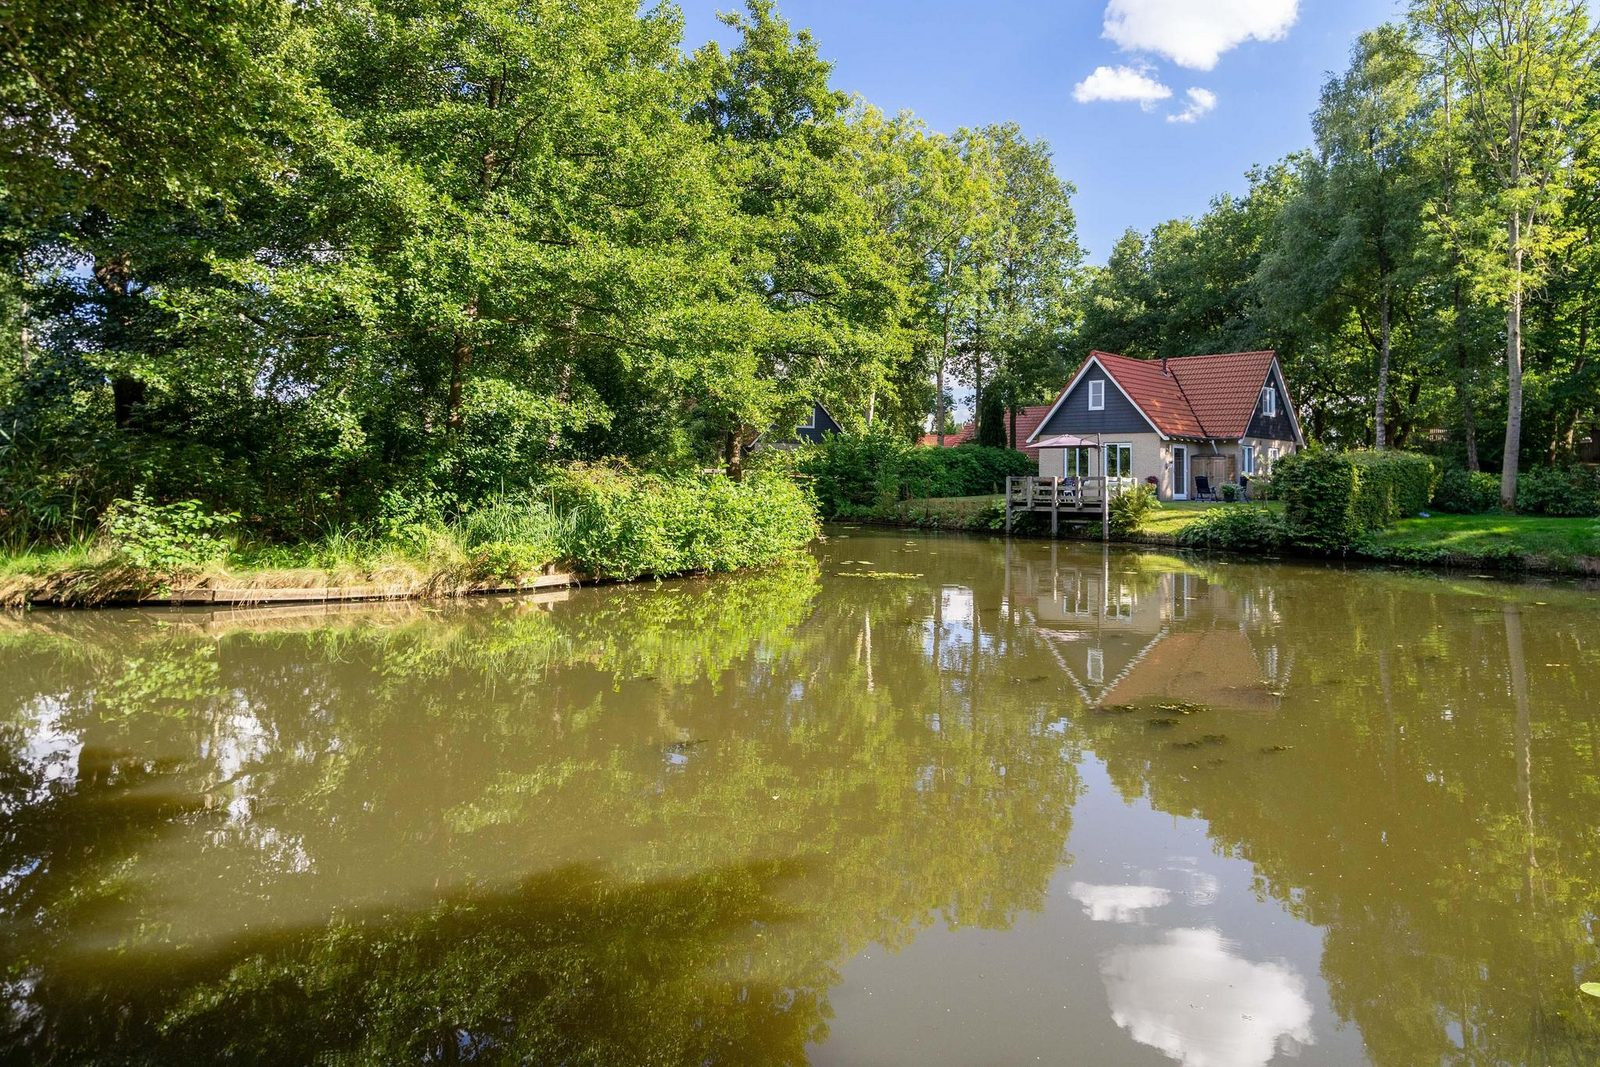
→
(750, 400, 843, 451)
(1024, 351, 1303, 501)
(917, 403, 1056, 460)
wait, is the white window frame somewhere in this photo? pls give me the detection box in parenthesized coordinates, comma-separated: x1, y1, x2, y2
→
(1242, 445, 1257, 476)
(799, 407, 816, 430)
(1104, 443, 1132, 478)
(1088, 379, 1105, 411)
(1266, 446, 1279, 471)
(1260, 386, 1277, 417)
(1066, 446, 1093, 478)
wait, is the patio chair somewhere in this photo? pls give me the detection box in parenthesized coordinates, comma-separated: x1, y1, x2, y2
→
(1194, 475, 1218, 502)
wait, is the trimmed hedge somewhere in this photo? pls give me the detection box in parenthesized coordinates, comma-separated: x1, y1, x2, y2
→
(1273, 447, 1437, 553)
(796, 432, 1035, 519)
(1176, 505, 1287, 552)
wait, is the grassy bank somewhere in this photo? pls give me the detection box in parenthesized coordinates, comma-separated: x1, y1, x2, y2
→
(857, 494, 1600, 576)
(2, 471, 820, 608)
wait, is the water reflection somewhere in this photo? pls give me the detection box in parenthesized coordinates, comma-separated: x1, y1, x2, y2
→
(1103, 928, 1314, 1067)
(0, 533, 1598, 1064)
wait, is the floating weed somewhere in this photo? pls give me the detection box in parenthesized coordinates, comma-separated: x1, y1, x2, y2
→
(1172, 734, 1228, 750)
(1260, 744, 1294, 754)
(1581, 981, 1600, 998)
(1008, 674, 1048, 684)
(1097, 704, 1138, 715)
(837, 571, 923, 580)
(1201, 733, 1228, 745)
(1147, 718, 1179, 729)
(1155, 701, 1208, 716)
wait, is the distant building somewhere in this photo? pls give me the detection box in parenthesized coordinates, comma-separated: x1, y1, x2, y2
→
(750, 400, 842, 451)
(918, 404, 1056, 460)
(1025, 351, 1304, 502)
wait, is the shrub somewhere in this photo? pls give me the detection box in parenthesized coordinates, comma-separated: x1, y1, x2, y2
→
(796, 433, 1034, 518)
(1431, 469, 1500, 514)
(1347, 450, 1437, 527)
(1273, 447, 1437, 552)
(1246, 475, 1274, 501)
(1177, 505, 1287, 553)
(1109, 483, 1160, 535)
(100, 491, 237, 571)
(1218, 483, 1239, 502)
(551, 467, 818, 580)
(1514, 465, 1600, 517)
(1272, 446, 1359, 553)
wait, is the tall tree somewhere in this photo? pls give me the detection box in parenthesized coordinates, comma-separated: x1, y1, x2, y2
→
(1411, 0, 1599, 505)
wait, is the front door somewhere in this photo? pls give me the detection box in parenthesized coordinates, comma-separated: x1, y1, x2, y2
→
(1173, 446, 1188, 500)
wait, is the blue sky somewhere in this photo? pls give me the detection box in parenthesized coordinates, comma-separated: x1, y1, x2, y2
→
(677, 0, 1402, 262)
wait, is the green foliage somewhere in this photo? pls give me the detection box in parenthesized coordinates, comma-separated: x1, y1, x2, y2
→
(1347, 450, 1438, 527)
(1513, 465, 1600, 517)
(1431, 469, 1502, 513)
(795, 433, 1033, 518)
(1218, 483, 1240, 502)
(100, 492, 235, 572)
(1274, 447, 1436, 552)
(1108, 483, 1160, 535)
(1176, 506, 1288, 552)
(550, 468, 818, 580)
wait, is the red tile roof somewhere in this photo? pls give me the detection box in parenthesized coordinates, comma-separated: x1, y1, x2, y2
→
(1011, 404, 1053, 458)
(1050, 350, 1281, 441)
(917, 422, 977, 448)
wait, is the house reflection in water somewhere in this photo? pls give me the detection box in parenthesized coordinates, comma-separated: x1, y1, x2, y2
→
(1004, 545, 1290, 712)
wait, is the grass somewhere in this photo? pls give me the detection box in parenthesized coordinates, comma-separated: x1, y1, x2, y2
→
(863, 494, 1600, 574)
(1363, 513, 1600, 570)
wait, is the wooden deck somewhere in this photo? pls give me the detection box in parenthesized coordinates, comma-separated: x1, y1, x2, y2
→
(1005, 476, 1137, 536)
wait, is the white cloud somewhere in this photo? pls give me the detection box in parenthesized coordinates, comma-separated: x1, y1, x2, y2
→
(1167, 88, 1218, 124)
(1103, 928, 1315, 1067)
(1072, 65, 1173, 110)
(1104, 0, 1299, 70)
(1070, 882, 1172, 923)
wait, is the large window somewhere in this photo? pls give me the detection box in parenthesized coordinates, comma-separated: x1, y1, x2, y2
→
(1260, 385, 1277, 417)
(1088, 379, 1105, 411)
(1065, 446, 1093, 478)
(1104, 443, 1132, 478)
(1242, 445, 1256, 476)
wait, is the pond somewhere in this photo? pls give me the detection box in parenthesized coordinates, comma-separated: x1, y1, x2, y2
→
(3, 529, 1599, 1065)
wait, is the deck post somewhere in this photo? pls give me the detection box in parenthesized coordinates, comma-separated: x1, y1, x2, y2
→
(1102, 477, 1110, 541)
(1005, 477, 1013, 533)
(1050, 476, 1060, 537)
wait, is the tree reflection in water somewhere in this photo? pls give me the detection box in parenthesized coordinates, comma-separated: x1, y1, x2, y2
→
(2, 533, 1600, 1064)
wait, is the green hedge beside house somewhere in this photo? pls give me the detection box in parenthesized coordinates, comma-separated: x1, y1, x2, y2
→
(794, 432, 1035, 519)
(1272, 447, 1437, 553)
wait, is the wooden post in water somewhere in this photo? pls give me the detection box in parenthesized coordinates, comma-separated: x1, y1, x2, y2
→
(1005, 477, 1013, 533)
(1051, 476, 1060, 537)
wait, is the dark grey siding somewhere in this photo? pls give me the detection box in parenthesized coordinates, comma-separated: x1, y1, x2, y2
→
(1246, 365, 1298, 442)
(1036, 368, 1156, 438)
(796, 402, 841, 444)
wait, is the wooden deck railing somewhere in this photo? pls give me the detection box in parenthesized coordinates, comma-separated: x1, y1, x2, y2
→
(1004, 476, 1137, 536)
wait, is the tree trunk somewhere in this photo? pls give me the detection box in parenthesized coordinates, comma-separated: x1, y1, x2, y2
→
(1503, 214, 1524, 509)
(1008, 404, 1018, 451)
(725, 427, 745, 481)
(935, 316, 950, 446)
(1375, 284, 1391, 449)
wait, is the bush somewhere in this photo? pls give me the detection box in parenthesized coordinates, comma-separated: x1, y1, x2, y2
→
(550, 467, 818, 580)
(796, 433, 1035, 518)
(1431, 469, 1501, 514)
(1177, 505, 1287, 553)
(100, 491, 237, 571)
(458, 493, 575, 579)
(1109, 483, 1160, 535)
(1218, 483, 1239, 502)
(1246, 475, 1274, 501)
(1273, 447, 1437, 553)
(1348, 450, 1437, 528)
(1514, 465, 1600, 517)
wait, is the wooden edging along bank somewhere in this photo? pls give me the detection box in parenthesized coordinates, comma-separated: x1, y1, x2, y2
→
(17, 570, 585, 609)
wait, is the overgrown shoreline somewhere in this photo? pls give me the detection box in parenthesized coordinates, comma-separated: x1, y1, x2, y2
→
(851, 497, 1600, 578)
(2, 470, 820, 609)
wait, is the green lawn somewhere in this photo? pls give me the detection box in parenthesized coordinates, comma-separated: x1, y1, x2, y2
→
(1366, 513, 1600, 564)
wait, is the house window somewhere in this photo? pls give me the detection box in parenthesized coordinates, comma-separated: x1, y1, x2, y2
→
(1066, 446, 1093, 478)
(1266, 446, 1279, 471)
(1088, 379, 1105, 411)
(1260, 386, 1277, 417)
(1242, 445, 1256, 476)
(799, 406, 816, 430)
(1104, 443, 1132, 478)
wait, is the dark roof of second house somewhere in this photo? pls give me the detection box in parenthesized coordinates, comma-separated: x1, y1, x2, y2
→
(1033, 350, 1285, 442)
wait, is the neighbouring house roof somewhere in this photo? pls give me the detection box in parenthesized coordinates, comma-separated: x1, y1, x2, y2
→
(1012, 404, 1053, 456)
(917, 422, 977, 448)
(1029, 350, 1294, 444)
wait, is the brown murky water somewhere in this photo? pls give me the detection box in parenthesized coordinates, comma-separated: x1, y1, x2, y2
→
(3, 528, 1599, 1065)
